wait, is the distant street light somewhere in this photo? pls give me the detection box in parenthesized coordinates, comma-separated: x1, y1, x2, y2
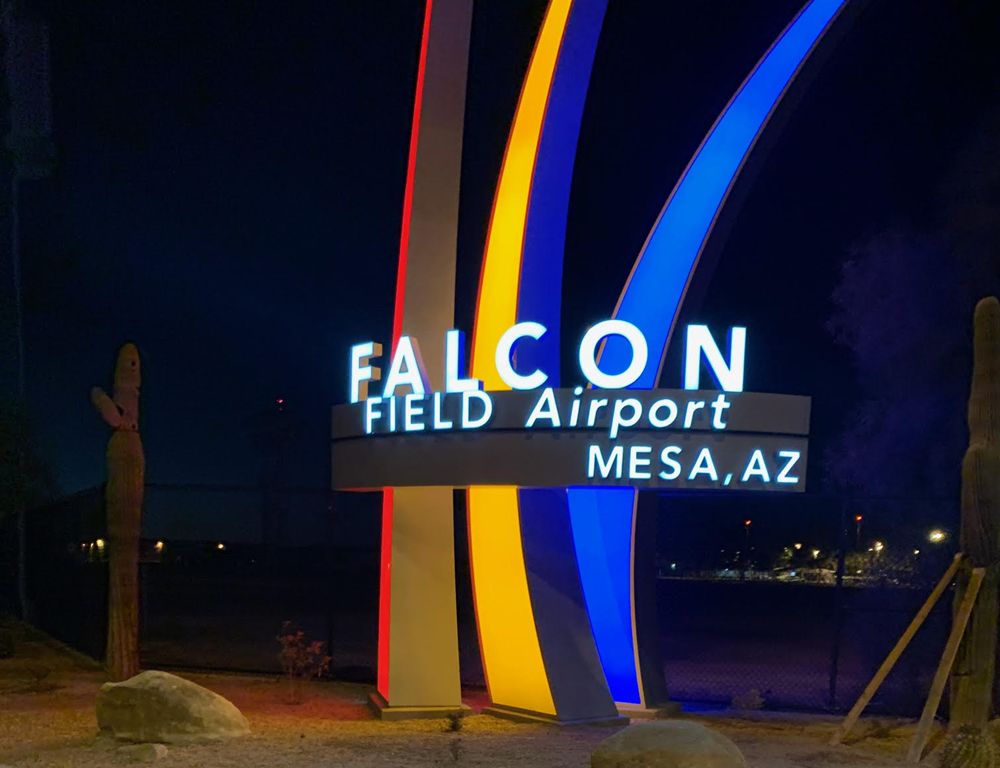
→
(854, 514, 863, 544)
(811, 548, 820, 559)
(742, 520, 752, 580)
(928, 529, 947, 544)
(793, 542, 803, 551)
(873, 540, 884, 554)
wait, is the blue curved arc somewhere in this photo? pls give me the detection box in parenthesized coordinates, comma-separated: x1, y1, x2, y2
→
(568, 485, 640, 703)
(572, 0, 849, 707)
(601, 0, 848, 381)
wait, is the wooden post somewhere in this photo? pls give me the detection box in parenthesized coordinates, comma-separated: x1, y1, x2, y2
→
(831, 554, 962, 745)
(907, 567, 985, 764)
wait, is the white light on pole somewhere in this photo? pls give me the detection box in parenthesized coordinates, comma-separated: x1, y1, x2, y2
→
(928, 529, 947, 544)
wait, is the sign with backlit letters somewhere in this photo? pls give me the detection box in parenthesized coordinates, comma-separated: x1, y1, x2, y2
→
(342, 0, 848, 723)
(331, 322, 810, 491)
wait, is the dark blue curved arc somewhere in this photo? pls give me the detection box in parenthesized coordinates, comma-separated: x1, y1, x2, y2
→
(516, 0, 607, 376)
(570, 0, 850, 707)
(509, 0, 613, 711)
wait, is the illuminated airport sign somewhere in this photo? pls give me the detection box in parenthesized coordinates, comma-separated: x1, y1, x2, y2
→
(331, 323, 810, 491)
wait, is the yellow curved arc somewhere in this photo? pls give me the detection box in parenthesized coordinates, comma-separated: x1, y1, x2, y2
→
(468, 486, 552, 713)
(471, 0, 572, 387)
(468, 0, 573, 717)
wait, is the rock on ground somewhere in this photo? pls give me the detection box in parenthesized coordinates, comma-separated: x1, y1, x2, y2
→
(118, 743, 168, 762)
(97, 670, 250, 744)
(592, 721, 747, 768)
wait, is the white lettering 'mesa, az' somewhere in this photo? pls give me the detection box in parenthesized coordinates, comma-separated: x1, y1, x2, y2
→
(585, 444, 801, 488)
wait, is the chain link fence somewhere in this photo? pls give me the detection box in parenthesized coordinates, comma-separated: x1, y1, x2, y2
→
(656, 493, 958, 713)
(14, 484, 963, 715)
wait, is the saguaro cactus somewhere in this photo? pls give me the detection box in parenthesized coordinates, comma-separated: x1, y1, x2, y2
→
(950, 297, 1000, 729)
(940, 726, 1000, 768)
(91, 343, 144, 681)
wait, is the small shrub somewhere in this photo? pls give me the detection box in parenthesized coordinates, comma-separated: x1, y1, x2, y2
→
(0, 630, 15, 659)
(21, 663, 57, 693)
(731, 689, 765, 711)
(276, 621, 331, 704)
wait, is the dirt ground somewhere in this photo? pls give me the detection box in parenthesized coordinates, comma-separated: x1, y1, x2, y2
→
(0, 625, 944, 768)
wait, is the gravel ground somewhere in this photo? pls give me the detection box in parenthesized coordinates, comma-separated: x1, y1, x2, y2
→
(0, 628, 941, 767)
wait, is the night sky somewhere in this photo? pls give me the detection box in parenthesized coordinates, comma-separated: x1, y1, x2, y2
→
(9, 0, 1000, 503)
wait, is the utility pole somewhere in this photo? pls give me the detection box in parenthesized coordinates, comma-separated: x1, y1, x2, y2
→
(741, 518, 752, 581)
(3, 0, 54, 620)
(828, 502, 848, 708)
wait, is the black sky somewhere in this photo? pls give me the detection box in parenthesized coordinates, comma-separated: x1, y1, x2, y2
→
(10, 0, 1000, 494)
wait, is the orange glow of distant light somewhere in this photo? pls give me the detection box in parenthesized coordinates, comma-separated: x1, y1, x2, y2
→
(154, 540, 164, 553)
(216, 542, 225, 551)
(744, 519, 752, 527)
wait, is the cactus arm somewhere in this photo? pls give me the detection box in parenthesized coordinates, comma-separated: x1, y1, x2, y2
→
(91, 386, 122, 428)
(111, 343, 141, 431)
(112, 387, 139, 430)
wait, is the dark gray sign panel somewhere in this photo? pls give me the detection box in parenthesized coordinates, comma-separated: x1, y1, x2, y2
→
(331, 388, 810, 492)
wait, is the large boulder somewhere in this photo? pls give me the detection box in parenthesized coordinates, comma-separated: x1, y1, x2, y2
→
(97, 670, 250, 744)
(592, 721, 746, 768)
